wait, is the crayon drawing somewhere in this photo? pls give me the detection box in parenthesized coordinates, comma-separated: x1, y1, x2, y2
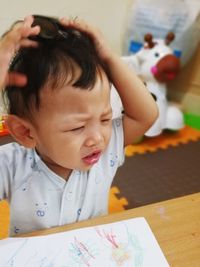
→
(95, 224, 143, 266)
(0, 217, 170, 267)
(68, 237, 98, 266)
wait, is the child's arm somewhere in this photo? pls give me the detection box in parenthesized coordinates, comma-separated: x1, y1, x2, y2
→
(60, 18, 158, 146)
(0, 15, 40, 90)
(102, 55, 158, 146)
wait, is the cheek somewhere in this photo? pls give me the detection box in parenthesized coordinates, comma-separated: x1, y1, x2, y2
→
(45, 136, 82, 164)
(55, 134, 84, 155)
(104, 125, 112, 144)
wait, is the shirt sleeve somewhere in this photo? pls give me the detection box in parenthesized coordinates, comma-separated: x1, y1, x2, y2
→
(111, 117, 125, 167)
(100, 116, 125, 179)
(0, 144, 14, 200)
(0, 143, 24, 201)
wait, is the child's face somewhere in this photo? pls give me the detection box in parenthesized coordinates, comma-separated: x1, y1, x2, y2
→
(30, 71, 112, 177)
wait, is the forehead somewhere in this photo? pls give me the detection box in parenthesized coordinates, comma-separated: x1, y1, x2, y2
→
(38, 71, 111, 116)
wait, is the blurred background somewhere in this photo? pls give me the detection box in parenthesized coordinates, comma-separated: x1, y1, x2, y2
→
(0, 0, 200, 116)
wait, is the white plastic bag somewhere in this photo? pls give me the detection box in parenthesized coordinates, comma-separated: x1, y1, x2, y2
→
(125, 0, 200, 65)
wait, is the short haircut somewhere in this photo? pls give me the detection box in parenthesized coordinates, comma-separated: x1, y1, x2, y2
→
(3, 19, 110, 120)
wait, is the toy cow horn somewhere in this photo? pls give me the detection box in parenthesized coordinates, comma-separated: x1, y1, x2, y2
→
(165, 32, 175, 45)
(144, 33, 156, 49)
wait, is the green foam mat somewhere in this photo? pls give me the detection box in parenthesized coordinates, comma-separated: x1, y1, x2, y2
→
(184, 113, 200, 130)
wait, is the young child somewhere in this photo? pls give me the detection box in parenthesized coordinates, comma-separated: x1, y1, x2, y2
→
(0, 15, 158, 236)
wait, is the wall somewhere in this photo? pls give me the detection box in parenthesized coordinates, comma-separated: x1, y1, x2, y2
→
(0, 0, 133, 55)
(168, 42, 200, 115)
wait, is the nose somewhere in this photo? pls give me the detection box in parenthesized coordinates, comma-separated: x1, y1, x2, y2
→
(154, 54, 180, 82)
(84, 128, 103, 147)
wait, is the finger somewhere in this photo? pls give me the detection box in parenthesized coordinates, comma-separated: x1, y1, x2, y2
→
(60, 17, 91, 32)
(6, 72, 27, 87)
(60, 17, 101, 41)
(23, 15, 34, 27)
(25, 16, 41, 35)
(20, 23, 40, 39)
(1, 16, 40, 48)
(1, 23, 40, 54)
(20, 39, 39, 48)
(10, 16, 40, 42)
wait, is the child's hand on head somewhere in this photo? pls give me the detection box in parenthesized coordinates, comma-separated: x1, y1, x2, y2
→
(0, 15, 40, 89)
(60, 17, 114, 63)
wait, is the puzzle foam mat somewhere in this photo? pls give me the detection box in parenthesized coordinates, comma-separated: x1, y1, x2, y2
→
(113, 126, 200, 208)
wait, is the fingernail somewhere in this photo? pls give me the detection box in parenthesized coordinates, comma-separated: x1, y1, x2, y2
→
(60, 17, 68, 23)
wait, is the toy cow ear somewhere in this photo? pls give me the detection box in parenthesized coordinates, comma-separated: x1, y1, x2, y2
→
(144, 33, 156, 49)
(165, 32, 175, 45)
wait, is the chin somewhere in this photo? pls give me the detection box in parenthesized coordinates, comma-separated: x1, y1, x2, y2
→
(78, 164, 94, 172)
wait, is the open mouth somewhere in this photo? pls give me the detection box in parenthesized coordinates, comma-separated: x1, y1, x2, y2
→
(82, 151, 101, 165)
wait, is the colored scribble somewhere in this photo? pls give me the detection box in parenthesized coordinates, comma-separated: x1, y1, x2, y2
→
(95, 224, 144, 267)
(128, 231, 144, 267)
(68, 237, 98, 266)
(5, 239, 28, 266)
(96, 227, 130, 266)
(111, 243, 130, 266)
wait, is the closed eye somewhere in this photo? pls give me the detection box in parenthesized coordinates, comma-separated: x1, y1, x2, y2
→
(70, 126, 85, 132)
(101, 109, 112, 123)
(101, 118, 111, 124)
(62, 126, 85, 133)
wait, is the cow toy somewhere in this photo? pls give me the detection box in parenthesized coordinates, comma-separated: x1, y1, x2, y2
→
(111, 32, 184, 136)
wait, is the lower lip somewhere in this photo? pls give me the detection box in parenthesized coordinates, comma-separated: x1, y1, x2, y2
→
(82, 152, 101, 165)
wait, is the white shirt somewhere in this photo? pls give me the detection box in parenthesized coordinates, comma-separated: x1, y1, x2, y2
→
(0, 118, 124, 236)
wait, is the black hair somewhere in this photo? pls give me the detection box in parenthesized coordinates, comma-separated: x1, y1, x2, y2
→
(3, 17, 110, 119)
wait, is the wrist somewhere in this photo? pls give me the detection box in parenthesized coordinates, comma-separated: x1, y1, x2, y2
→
(102, 51, 120, 68)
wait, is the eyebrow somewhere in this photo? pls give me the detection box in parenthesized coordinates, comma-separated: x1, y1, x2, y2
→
(61, 114, 91, 123)
(61, 108, 112, 124)
(102, 108, 113, 116)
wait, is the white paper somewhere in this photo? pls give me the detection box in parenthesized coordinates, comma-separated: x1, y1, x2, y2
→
(0, 217, 170, 267)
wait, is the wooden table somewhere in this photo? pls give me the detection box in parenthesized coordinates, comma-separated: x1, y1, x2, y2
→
(21, 193, 200, 267)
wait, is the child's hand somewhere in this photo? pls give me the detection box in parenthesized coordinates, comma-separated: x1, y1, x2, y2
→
(0, 15, 40, 89)
(60, 17, 115, 64)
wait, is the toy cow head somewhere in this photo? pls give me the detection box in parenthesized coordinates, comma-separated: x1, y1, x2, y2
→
(136, 32, 180, 83)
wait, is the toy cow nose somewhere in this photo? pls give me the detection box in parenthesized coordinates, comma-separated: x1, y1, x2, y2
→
(154, 55, 180, 83)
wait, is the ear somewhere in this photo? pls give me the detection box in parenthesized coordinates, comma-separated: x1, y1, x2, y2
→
(6, 115, 36, 148)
